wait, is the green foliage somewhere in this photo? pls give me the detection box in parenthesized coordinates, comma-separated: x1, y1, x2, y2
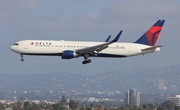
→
(51, 103, 61, 110)
(29, 103, 41, 110)
(0, 103, 4, 109)
(80, 107, 92, 110)
(114, 106, 126, 110)
(24, 101, 31, 110)
(51, 103, 67, 110)
(128, 108, 137, 110)
(2, 100, 178, 110)
(161, 101, 175, 110)
(11, 102, 23, 110)
(40, 102, 49, 109)
(69, 99, 78, 110)
(60, 95, 67, 106)
(50, 95, 68, 110)
(142, 104, 154, 110)
(157, 107, 165, 110)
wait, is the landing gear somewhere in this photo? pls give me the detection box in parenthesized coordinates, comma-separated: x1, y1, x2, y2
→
(82, 54, 92, 64)
(82, 59, 91, 64)
(20, 54, 24, 62)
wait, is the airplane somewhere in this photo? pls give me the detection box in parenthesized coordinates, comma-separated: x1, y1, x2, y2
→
(10, 20, 165, 64)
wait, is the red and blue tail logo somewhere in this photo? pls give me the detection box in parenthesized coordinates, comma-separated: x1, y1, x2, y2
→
(135, 20, 165, 46)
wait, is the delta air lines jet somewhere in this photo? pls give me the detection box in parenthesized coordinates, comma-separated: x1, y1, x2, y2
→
(10, 20, 165, 64)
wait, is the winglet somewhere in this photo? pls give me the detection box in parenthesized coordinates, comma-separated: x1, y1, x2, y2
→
(105, 35, 111, 42)
(112, 30, 123, 42)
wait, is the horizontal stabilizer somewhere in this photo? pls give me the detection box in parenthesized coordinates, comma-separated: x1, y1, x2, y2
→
(141, 45, 163, 51)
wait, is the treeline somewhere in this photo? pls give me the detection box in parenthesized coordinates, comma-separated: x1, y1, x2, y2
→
(0, 96, 180, 110)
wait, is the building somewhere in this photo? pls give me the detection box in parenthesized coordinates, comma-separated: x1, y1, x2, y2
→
(136, 91, 140, 106)
(124, 91, 130, 105)
(130, 89, 138, 106)
(166, 95, 180, 106)
(125, 89, 140, 107)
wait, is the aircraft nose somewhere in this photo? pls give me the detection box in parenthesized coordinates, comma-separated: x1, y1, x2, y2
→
(10, 45, 16, 51)
(10, 46, 13, 51)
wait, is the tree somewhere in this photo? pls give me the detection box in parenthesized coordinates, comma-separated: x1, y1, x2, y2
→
(116, 106, 126, 110)
(12, 102, 23, 110)
(69, 99, 78, 110)
(29, 102, 41, 110)
(40, 102, 49, 109)
(143, 104, 154, 110)
(46, 105, 54, 110)
(161, 101, 175, 110)
(24, 101, 31, 110)
(157, 107, 165, 110)
(0, 103, 4, 109)
(60, 95, 67, 106)
(51, 103, 60, 110)
(128, 106, 139, 110)
(51, 103, 67, 110)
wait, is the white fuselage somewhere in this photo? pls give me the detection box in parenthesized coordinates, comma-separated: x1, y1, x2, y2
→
(10, 40, 160, 58)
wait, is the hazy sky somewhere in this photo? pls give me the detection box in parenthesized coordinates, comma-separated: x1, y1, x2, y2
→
(0, 0, 180, 74)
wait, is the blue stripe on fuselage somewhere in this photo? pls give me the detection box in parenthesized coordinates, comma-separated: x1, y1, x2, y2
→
(96, 53, 127, 58)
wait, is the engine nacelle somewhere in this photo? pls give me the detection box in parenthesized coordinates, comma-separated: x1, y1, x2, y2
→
(62, 50, 79, 59)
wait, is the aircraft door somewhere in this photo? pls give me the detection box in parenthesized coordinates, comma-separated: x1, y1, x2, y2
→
(24, 42, 28, 49)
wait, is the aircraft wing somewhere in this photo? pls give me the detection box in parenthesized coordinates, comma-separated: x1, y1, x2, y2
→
(75, 31, 123, 55)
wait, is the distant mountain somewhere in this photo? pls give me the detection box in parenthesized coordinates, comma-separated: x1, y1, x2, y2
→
(0, 64, 180, 94)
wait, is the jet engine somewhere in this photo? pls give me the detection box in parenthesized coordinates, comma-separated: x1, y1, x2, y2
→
(62, 50, 79, 59)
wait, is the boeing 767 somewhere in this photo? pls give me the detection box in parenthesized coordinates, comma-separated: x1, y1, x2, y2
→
(10, 20, 165, 64)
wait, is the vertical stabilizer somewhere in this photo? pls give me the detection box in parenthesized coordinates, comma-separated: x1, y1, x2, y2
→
(135, 20, 165, 46)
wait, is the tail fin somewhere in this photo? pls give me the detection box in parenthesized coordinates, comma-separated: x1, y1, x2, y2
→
(135, 20, 165, 46)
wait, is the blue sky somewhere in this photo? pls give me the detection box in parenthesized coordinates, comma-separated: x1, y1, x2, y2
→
(0, 0, 180, 74)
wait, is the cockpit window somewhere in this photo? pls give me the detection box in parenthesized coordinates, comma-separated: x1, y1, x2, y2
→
(13, 43, 19, 46)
